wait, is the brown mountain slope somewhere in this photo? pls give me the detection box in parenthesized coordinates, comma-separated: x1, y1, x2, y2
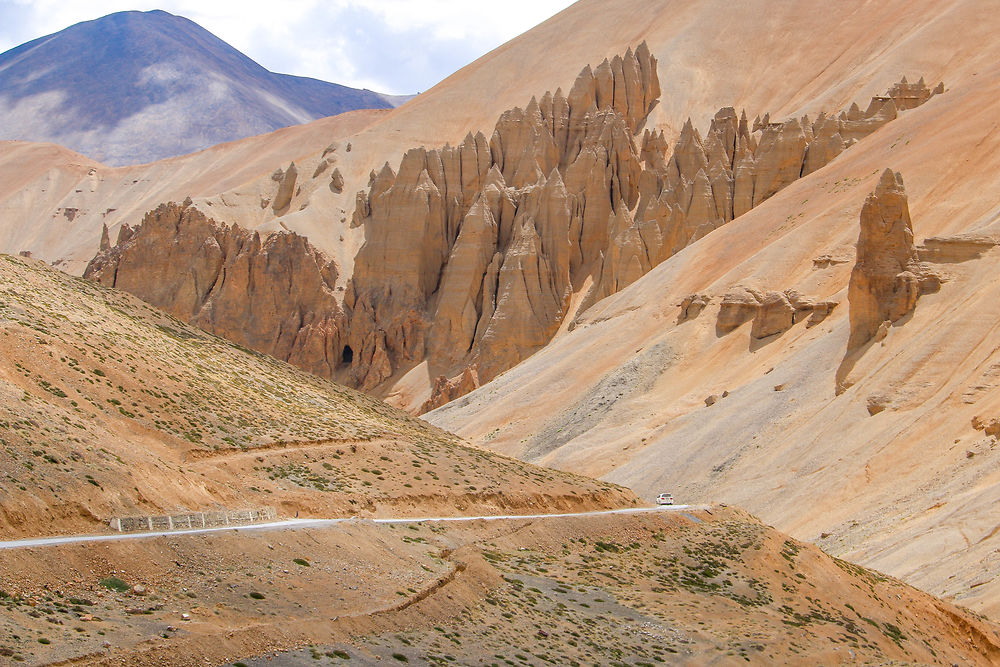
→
(6, 258, 995, 666)
(428, 52, 1000, 615)
(3, 507, 998, 665)
(2, 0, 999, 612)
(0, 255, 635, 538)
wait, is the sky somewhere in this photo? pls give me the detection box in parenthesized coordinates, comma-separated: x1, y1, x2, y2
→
(0, 0, 577, 94)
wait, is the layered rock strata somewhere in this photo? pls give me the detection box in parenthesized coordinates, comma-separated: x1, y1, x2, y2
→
(85, 202, 346, 378)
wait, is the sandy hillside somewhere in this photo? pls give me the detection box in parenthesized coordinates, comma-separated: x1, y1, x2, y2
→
(429, 39, 1000, 615)
(2, 507, 997, 666)
(0, 254, 636, 539)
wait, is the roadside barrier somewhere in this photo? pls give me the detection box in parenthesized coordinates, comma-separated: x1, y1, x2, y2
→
(108, 507, 277, 533)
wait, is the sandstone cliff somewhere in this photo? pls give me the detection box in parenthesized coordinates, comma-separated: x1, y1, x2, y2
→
(85, 202, 346, 378)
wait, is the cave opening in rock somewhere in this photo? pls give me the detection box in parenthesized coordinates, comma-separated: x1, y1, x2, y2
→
(341, 346, 353, 365)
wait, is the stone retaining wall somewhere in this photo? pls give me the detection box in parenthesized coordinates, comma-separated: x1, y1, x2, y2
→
(109, 507, 277, 533)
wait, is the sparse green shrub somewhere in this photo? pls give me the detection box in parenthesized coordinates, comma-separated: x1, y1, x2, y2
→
(99, 577, 129, 593)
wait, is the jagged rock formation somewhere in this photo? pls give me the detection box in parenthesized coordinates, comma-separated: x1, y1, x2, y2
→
(716, 287, 837, 339)
(84, 202, 346, 378)
(346, 44, 662, 390)
(846, 169, 938, 351)
(346, 51, 941, 397)
(81, 46, 941, 411)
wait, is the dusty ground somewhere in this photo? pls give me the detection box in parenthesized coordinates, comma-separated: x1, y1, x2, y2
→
(0, 251, 994, 667)
(1, 508, 994, 666)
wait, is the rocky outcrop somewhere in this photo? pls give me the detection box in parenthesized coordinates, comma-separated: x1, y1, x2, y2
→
(972, 415, 1000, 439)
(882, 76, 939, 111)
(271, 163, 298, 214)
(917, 234, 1000, 263)
(346, 44, 661, 391)
(717, 287, 837, 339)
(678, 294, 711, 322)
(347, 55, 939, 398)
(85, 202, 346, 378)
(751, 291, 798, 339)
(421, 367, 480, 414)
(846, 170, 938, 351)
(82, 51, 941, 413)
(717, 287, 765, 334)
(329, 168, 345, 194)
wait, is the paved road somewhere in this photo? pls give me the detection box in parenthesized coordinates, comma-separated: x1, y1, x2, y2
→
(0, 505, 709, 551)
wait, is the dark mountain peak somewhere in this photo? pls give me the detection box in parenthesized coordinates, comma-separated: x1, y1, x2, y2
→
(0, 10, 394, 165)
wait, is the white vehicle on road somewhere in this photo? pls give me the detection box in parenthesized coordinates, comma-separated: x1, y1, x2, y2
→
(656, 493, 674, 506)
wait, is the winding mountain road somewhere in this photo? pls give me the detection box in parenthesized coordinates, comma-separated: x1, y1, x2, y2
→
(0, 505, 709, 551)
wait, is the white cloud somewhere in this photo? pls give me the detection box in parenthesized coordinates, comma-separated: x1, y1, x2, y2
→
(0, 0, 577, 94)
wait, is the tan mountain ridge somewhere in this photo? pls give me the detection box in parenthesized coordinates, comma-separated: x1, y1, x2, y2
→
(1, 0, 988, 277)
